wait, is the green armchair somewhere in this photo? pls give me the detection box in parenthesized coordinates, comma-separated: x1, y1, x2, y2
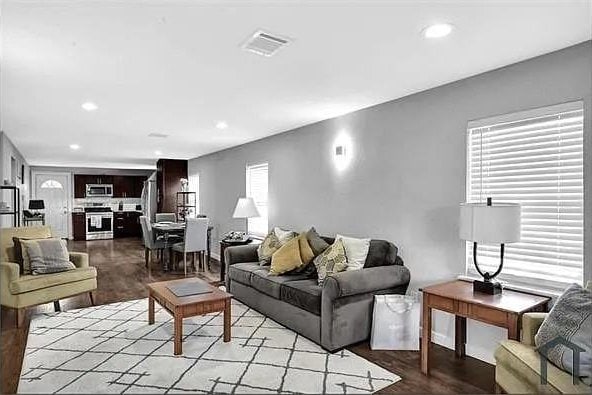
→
(1, 226, 97, 327)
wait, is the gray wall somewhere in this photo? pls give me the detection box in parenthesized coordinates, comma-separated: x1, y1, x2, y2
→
(189, 41, 592, 361)
(0, 131, 30, 227)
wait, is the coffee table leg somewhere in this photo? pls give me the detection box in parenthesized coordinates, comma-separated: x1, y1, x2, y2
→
(174, 310, 183, 355)
(223, 299, 231, 342)
(148, 294, 154, 325)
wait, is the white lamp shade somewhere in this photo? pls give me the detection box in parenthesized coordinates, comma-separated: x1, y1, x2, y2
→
(460, 203, 521, 244)
(232, 197, 260, 218)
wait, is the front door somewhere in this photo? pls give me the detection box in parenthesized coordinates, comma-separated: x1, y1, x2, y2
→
(33, 172, 71, 238)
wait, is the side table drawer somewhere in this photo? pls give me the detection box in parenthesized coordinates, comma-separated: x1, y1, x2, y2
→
(471, 305, 508, 326)
(428, 295, 454, 313)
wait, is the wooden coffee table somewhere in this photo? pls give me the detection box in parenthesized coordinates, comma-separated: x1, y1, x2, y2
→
(147, 278, 232, 355)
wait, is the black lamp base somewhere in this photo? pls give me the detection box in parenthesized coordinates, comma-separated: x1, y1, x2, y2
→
(473, 279, 502, 295)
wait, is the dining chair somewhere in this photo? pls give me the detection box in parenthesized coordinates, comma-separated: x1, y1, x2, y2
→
(140, 216, 165, 274)
(155, 212, 176, 222)
(172, 217, 209, 276)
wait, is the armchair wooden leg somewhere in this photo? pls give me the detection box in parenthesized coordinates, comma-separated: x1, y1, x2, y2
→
(89, 291, 95, 306)
(183, 253, 187, 277)
(54, 300, 61, 312)
(16, 308, 25, 328)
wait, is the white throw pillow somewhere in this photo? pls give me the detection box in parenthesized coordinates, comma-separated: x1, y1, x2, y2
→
(274, 227, 296, 243)
(336, 234, 370, 271)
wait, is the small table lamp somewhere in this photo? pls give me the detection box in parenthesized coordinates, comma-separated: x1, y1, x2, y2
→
(460, 197, 521, 294)
(28, 200, 45, 215)
(232, 197, 260, 236)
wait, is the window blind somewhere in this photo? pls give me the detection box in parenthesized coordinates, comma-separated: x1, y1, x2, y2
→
(246, 163, 269, 236)
(466, 102, 584, 291)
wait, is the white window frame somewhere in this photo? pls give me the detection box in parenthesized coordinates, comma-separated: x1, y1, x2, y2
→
(246, 162, 268, 237)
(465, 101, 584, 293)
(188, 173, 200, 216)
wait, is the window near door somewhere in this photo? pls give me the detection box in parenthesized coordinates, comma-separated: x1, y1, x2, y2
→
(246, 162, 268, 237)
(465, 101, 584, 292)
(40, 179, 63, 189)
(188, 173, 200, 215)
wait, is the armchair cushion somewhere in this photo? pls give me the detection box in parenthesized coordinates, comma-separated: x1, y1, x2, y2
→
(69, 252, 89, 268)
(522, 312, 548, 346)
(495, 340, 589, 393)
(323, 265, 411, 299)
(9, 266, 97, 294)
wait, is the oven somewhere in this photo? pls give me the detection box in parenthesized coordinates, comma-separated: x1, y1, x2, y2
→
(85, 207, 113, 240)
(86, 184, 113, 198)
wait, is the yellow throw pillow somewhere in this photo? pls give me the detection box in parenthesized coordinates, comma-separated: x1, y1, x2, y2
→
(270, 237, 304, 275)
(298, 234, 315, 265)
(313, 239, 348, 285)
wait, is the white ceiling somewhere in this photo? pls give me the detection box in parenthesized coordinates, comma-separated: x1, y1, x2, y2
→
(1, 0, 590, 169)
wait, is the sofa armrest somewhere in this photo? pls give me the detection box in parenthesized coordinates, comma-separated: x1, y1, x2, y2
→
(224, 244, 259, 265)
(1, 261, 20, 303)
(69, 252, 89, 268)
(323, 265, 410, 299)
(521, 312, 547, 346)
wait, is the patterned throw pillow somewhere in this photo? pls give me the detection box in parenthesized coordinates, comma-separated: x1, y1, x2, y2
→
(257, 231, 282, 266)
(274, 227, 297, 243)
(20, 238, 76, 275)
(535, 283, 592, 384)
(313, 239, 348, 286)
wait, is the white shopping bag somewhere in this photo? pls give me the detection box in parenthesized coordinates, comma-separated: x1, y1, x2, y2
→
(370, 294, 420, 350)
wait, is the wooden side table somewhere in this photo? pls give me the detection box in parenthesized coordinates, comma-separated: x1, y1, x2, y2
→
(420, 280, 550, 375)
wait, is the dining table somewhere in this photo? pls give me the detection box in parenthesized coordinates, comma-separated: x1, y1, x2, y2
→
(151, 222, 213, 272)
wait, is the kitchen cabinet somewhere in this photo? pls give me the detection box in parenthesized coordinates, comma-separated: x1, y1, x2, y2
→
(72, 212, 86, 240)
(156, 159, 187, 213)
(113, 176, 133, 198)
(74, 175, 88, 198)
(75, 174, 146, 198)
(114, 211, 141, 238)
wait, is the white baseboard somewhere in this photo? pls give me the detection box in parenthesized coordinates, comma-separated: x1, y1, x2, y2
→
(429, 330, 496, 365)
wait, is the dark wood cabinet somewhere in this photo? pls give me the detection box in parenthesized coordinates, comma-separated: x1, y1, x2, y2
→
(156, 159, 187, 213)
(114, 211, 141, 238)
(72, 212, 86, 240)
(75, 174, 146, 198)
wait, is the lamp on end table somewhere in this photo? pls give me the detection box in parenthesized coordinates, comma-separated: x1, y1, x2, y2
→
(460, 197, 521, 295)
(231, 197, 260, 239)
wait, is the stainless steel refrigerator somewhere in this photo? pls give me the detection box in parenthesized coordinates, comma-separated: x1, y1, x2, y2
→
(141, 171, 157, 222)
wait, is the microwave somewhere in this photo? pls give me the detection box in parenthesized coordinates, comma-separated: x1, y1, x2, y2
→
(86, 184, 113, 198)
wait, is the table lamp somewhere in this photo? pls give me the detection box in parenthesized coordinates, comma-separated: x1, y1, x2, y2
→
(460, 197, 521, 294)
(28, 200, 45, 215)
(232, 197, 260, 237)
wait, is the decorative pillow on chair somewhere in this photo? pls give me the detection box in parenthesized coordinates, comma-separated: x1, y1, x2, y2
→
(12, 236, 52, 274)
(535, 283, 592, 385)
(313, 239, 348, 286)
(336, 234, 370, 271)
(20, 238, 76, 275)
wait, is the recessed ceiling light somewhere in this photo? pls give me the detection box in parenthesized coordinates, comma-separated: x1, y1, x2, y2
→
(423, 23, 454, 39)
(154, 150, 162, 156)
(69, 144, 80, 150)
(216, 121, 228, 130)
(148, 132, 169, 138)
(81, 102, 98, 111)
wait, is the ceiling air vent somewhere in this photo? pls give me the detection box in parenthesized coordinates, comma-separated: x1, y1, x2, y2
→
(148, 132, 168, 138)
(242, 30, 289, 57)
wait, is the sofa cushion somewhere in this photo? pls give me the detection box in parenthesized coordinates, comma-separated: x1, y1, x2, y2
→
(9, 266, 97, 295)
(280, 279, 322, 316)
(228, 262, 260, 285)
(495, 340, 588, 393)
(250, 269, 309, 299)
(364, 240, 399, 268)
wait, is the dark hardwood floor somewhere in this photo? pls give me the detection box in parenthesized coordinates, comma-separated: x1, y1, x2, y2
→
(1, 237, 494, 394)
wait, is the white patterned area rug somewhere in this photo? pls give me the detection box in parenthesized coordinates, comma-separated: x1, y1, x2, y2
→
(19, 298, 400, 394)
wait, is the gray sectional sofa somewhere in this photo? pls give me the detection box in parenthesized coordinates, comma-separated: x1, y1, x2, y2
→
(224, 237, 410, 351)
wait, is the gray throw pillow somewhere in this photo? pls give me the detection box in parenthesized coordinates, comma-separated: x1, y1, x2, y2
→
(305, 227, 330, 256)
(20, 238, 76, 275)
(535, 283, 592, 385)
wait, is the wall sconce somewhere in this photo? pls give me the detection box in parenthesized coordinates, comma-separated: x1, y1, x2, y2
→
(333, 133, 352, 171)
